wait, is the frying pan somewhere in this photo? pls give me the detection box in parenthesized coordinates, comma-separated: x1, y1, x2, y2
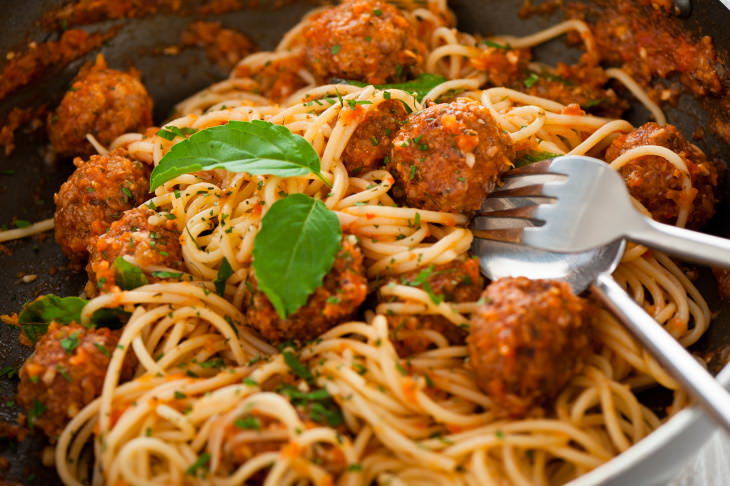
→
(0, 1, 728, 484)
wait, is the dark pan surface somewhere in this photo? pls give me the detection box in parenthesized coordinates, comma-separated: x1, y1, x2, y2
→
(1, 1, 729, 483)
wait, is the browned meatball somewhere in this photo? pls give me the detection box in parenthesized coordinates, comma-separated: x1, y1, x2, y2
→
(468, 277, 593, 418)
(17, 322, 125, 439)
(301, 0, 425, 85)
(388, 99, 514, 213)
(382, 257, 484, 356)
(605, 122, 721, 229)
(234, 56, 307, 102)
(245, 235, 367, 344)
(523, 63, 629, 119)
(48, 54, 153, 157)
(342, 99, 408, 175)
(54, 149, 150, 262)
(87, 206, 184, 294)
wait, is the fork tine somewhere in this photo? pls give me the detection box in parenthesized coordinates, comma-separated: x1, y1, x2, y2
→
(471, 227, 524, 244)
(475, 205, 541, 219)
(504, 159, 557, 177)
(488, 183, 554, 199)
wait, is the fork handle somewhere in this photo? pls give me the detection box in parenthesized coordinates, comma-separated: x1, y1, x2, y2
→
(627, 217, 730, 268)
(592, 272, 730, 435)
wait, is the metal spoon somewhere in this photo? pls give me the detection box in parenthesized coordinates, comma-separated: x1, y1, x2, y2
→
(472, 233, 730, 434)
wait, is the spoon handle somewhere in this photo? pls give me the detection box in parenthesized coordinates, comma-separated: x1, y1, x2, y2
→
(627, 217, 730, 268)
(592, 272, 730, 435)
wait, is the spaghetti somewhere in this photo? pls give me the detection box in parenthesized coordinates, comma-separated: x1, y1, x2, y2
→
(10, 1, 719, 485)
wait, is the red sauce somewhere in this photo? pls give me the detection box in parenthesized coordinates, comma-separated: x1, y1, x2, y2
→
(0, 29, 109, 102)
(181, 21, 257, 71)
(0, 106, 47, 156)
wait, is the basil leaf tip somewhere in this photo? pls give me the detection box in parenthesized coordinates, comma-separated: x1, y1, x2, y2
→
(252, 194, 342, 319)
(149, 120, 330, 191)
(342, 73, 447, 102)
(113, 257, 149, 290)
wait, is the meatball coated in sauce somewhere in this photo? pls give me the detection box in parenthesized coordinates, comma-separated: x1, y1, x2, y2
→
(17, 322, 125, 439)
(342, 99, 408, 175)
(245, 235, 367, 344)
(605, 122, 721, 229)
(301, 0, 425, 85)
(234, 56, 307, 102)
(383, 257, 484, 356)
(87, 206, 184, 294)
(468, 277, 593, 418)
(48, 54, 153, 158)
(389, 99, 514, 213)
(54, 150, 150, 262)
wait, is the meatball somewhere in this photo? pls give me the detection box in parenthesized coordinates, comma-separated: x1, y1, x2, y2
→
(382, 257, 484, 355)
(524, 63, 628, 119)
(245, 235, 367, 343)
(234, 56, 307, 102)
(48, 54, 153, 157)
(468, 277, 593, 418)
(301, 0, 425, 85)
(605, 122, 721, 229)
(470, 44, 532, 88)
(388, 99, 514, 213)
(87, 206, 184, 294)
(17, 322, 124, 439)
(54, 149, 150, 262)
(342, 99, 408, 175)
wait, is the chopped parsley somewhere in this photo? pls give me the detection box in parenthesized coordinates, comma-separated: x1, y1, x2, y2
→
(60, 331, 81, 354)
(214, 257, 234, 296)
(234, 416, 261, 430)
(185, 452, 211, 477)
(523, 73, 540, 88)
(93, 342, 110, 357)
(282, 350, 314, 383)
(481, 39, 511, 50)
(150, 271, 184, 279)
(27, 399, 46, 428)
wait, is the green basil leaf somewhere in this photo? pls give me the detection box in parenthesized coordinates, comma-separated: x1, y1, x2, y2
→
(341, 73, 447, 102)
(19, 295, 86, 327)
(252, 193, 341, 318)
(20, 323, 50, 345)
(150, 120, 330, 190)
(214, 257, 234, 296)
(113, 257, 149, 290)
(16, 295, 128, 343)
(513, 151, 562, 168)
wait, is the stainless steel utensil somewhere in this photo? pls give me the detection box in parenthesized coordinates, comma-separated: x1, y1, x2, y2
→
(471, 155, 730, 435)
(474, 156, 730, 266)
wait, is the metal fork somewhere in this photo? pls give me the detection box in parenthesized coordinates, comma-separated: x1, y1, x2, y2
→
(473, 155, 730, 266)
(471, 155, 730, 434)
